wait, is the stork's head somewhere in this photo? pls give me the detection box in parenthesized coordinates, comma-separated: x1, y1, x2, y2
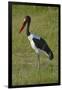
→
(19, 16, 31, 33)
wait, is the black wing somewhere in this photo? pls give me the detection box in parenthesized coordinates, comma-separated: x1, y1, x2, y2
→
(33, 37, 47, 49)
(33, 37, 54, 60)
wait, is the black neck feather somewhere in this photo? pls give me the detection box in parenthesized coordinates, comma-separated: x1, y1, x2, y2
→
(26, 22, 30, 36)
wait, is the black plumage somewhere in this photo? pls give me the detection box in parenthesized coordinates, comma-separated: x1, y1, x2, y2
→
(33, 37, 53, 60)
(20, 15, 54, 61)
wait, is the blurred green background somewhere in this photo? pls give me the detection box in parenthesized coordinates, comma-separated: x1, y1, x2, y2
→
(12, 4, 59, 86)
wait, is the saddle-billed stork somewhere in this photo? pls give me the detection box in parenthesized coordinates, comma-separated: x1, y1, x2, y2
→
(19, 16, 53, 68)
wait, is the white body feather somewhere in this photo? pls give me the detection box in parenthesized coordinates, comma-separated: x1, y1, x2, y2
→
(28, 33, 40, 54)
(28, 33, 49, 57)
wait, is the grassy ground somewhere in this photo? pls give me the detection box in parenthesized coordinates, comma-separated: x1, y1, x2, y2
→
(12, 4, 59, 86)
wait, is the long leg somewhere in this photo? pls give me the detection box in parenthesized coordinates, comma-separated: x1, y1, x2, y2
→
(37, 54, 40, 83)
(37, 54, 40, 70)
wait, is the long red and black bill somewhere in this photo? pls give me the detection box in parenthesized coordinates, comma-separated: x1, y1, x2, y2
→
(19, 21, 26, 33)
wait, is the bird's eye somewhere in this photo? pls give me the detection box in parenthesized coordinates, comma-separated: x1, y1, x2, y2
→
(24, 18, 26, 22)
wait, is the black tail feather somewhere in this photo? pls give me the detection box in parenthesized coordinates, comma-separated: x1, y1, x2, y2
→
(49, 51, 54, 60)
(42, 44, 54, 60)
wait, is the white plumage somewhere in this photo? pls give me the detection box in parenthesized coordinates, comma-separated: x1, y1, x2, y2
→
(28, 33, 41, 54)
(19, 16, 53, 61)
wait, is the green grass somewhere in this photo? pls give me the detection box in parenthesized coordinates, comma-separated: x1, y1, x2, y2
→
(12, 4, 59, 86)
